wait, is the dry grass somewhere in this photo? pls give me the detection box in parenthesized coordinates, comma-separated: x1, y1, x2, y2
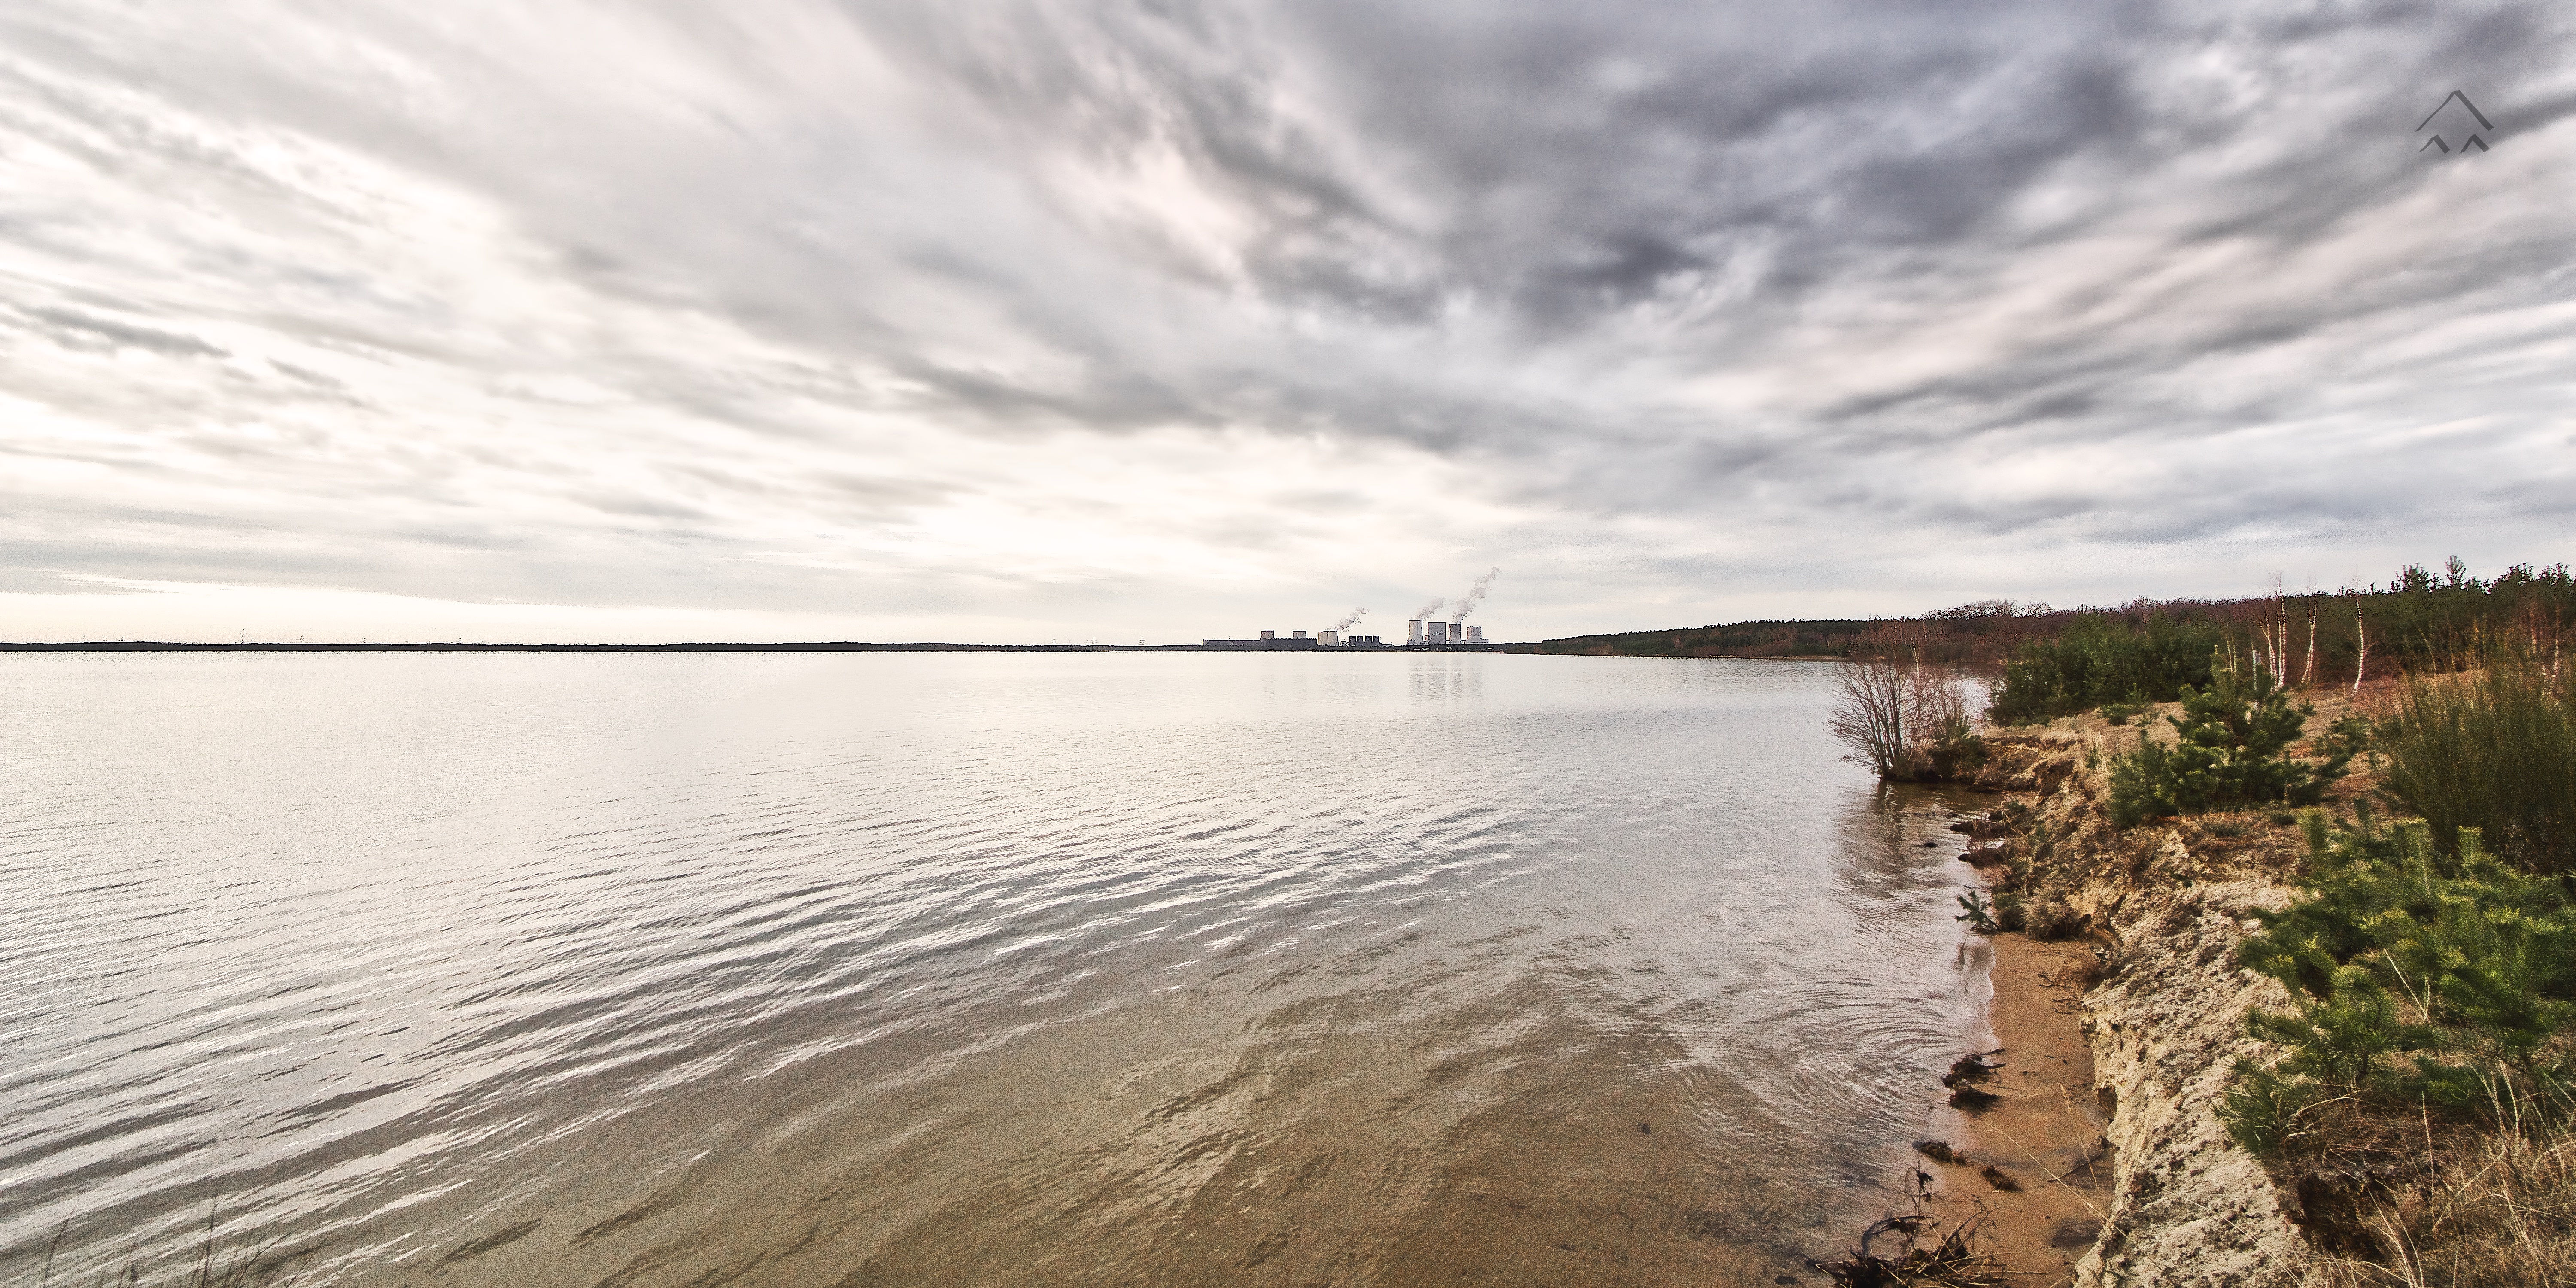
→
(2307, 1108, 2576, 1288)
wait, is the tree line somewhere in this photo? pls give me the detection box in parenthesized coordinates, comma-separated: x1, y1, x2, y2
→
(1522, 558, 2573, 714)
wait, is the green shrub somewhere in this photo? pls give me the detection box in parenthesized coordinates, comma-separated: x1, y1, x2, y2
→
(2377, 654, 2576, 874)
(2217, 1056, 2339, 1154)
(1955, 889, 2002, 935)
(1924, 712, 1987, 780)
(1993, 888, 2028, 933)
(2099, 697, 2148, 726)
(2105, 660, 2351, 825)
(2227, 811, 2576, 1147)
(1989, 613, 2226, 725)
(2245, 963, 2434, 1088)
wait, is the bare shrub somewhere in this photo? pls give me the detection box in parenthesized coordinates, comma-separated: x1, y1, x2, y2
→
(1828, 657, 1983, 781)
(1828, 657, 1914, 777)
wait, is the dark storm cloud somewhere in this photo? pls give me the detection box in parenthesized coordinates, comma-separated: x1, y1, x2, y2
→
(799, 0, 2573, 521)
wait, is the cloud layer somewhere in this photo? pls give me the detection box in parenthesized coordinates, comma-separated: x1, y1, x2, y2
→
(4, 1, 2571, 642)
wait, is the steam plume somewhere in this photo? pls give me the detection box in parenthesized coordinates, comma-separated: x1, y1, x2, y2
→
(1326, 607, 1366, 632)
(1448, 568, 1501, 623)
(1411, 598, 1445, 621)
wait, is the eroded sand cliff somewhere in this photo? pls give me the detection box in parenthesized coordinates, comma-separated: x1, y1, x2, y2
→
(1965, 725, 2333, 1287)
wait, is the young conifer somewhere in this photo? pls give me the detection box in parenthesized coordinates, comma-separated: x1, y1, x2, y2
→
(2107, 653, 2350, 824)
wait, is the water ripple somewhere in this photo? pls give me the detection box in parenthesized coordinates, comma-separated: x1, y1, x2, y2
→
(2, 653, 1987, 1286)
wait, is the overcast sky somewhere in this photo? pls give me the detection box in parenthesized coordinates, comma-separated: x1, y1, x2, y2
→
(4, 1, 2570, 644)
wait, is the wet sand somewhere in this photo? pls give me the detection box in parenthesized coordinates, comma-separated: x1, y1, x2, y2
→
(1917, 931, 2111, 1285)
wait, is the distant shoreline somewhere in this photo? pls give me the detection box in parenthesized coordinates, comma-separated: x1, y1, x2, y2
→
(0, 641, 1522, 653)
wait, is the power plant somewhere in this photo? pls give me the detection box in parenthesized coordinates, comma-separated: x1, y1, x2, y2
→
(1399, 620, 1485, 646)
(1200, 573, 1500, 650)
(1198, 627, 1478, 650)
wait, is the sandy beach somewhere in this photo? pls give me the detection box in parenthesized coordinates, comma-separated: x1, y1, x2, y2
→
(1916, 929, 2113, 1285)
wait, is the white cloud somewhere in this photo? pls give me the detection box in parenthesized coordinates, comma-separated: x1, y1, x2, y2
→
(3, 1, 2571, 643)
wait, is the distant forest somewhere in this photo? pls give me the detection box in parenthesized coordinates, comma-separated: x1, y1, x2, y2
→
(1512, 559, 2575, 685)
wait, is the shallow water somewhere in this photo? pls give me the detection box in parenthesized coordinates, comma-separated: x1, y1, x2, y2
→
(0, 652, 1985, 1286)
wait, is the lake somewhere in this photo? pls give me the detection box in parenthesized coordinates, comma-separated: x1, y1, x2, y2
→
(0, 652, 1987, 1286)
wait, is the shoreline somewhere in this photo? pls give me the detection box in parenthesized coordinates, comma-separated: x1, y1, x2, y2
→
(1931, 929, 2113, 1283)
(1831, 792, 2116, 1285)
(1930, 706, 2383, 1287)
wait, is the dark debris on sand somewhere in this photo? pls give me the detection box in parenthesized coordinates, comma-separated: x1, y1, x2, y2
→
(1807, 1214, 2006, 1288)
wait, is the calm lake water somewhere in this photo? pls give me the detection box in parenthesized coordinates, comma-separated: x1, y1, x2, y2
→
(1, 653, 1988, 1287)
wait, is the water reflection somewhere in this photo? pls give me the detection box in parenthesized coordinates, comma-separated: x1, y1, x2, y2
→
(1405, 653, 1487, 710)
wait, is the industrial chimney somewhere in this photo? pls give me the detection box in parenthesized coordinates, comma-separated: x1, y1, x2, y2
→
(1466, 626, 1483, 643)
(1425, 621, 1449, 645)
(1407, 619, 1425, 644)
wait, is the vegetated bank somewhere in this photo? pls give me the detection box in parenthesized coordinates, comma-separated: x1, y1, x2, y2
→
(1871, 624, 2573, 1284)
(1938, 690, 2358, 1286)
(1511, 559, 2575, 680)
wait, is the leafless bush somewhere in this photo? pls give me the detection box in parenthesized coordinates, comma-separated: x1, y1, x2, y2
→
(1828, 657, 1980, 780)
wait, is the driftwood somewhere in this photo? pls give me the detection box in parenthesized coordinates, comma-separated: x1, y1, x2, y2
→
(1807, 1212, 2004, 1287)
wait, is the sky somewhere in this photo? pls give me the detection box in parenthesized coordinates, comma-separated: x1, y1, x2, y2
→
(3, 1, 2571, 644)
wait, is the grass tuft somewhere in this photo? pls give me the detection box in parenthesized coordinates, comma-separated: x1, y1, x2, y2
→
(2376, 652, 2576, 874)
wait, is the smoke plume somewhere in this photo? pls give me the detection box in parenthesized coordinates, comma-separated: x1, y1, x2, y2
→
(1411, 598, 1444, 621)
(1326, 607, 1365, 632)
(1448, 569, 1501, 623)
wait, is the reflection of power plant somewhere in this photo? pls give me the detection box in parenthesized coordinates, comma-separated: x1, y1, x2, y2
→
(1200, 630, 1399, 649)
